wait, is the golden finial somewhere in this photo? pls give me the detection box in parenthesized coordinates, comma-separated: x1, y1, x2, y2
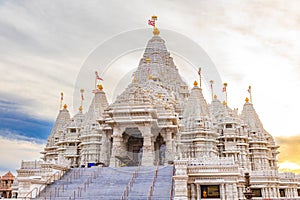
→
(146, 58, 150, 64)
(158, 93, 162, 99)
(152, 15, 157, 20)
(223, 82, 227, 87)
(214, 95, 217, 99)
(245, 97, 249, 103)
(148, 75, 153, 80)
(79, 105, 83, 112)
(193, 80, 198, 87)
(153, 27, 160, 36)
(97, 84, 103, 90)
(63, 104, 68, 109)
(222, 101, 227, 106)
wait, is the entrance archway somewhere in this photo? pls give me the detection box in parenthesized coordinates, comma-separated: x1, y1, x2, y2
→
(122, 128, 143, 166)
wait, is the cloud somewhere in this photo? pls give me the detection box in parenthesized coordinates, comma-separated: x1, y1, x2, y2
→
(276, 135, 300, 173)
(0, 95, 53, 140)
(0, 135, 45, 175)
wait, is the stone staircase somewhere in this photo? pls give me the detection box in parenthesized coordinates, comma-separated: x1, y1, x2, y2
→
(35, 165, 173, 200)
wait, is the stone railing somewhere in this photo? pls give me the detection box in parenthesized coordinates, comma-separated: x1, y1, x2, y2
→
(251, 170, 279, 177)
(21, 160, 42, 169)
(188, 157, 235, 166)
(187, 165, 239, 174)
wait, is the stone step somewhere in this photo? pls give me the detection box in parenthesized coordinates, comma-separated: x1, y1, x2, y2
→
(35, 165, 174, 200)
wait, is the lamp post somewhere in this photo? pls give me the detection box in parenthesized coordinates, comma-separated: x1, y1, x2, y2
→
(244, 172, 253, 199)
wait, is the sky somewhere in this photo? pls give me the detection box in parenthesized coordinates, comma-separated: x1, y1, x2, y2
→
(0, 0, 300, 175)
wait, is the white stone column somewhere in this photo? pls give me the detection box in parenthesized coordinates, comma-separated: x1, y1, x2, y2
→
(191, 184, 196, 200)
(142, 135, 154, 166)
(221, 184, 225, 200)
(294, 188, 298, 197)
(268, 187, 272, 197)
(165, 130, 173, 164)
(232, 183, 238, 200)
(238, 187, 243, 200)
(99, 132, 108, 165)
(196, 184, 200, 200)
(109, 127, 125, 167)
(109, 134, 122, 167)
(273, 187, 277, 198)
(261, 188, 265, 198)
(174, 160, 189, 200)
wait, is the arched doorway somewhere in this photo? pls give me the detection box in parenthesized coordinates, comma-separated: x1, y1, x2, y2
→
(121, 128, 143, 166)
(154, 133, 165, 165)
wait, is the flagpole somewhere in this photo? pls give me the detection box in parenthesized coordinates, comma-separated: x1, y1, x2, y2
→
(223, 83, 228, 106)
(152, 15, 157, 28)
(198, 67, 202, 89)
(248, 86, 252, 103)
(80, 89, 84, 109)
(60, 92, 63, 110)
(95, 71, 98, 89)
(210, 80, 214, 100)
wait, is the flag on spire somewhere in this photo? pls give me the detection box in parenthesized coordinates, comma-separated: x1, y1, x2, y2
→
(95, 71, 103, 81)
(148, 20, 155, 27)
(247, 86, 251, 93)
(198, 67, 201, 75)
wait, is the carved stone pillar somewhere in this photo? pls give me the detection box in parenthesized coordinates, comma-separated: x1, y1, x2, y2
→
(232, 183, 238, 199)
(221, 183, 225, 200)
(100, 131, 109, 165)
(273, 187, 277, 198)
(109, 127, 124, 167)
(191, 183, 196, 200)
(261, 188, 265, 198)
(142, 135, 154, 166)
(173, 160, 189, 200)
(196, 184, 200, 200)
(165, 129, 173, 164)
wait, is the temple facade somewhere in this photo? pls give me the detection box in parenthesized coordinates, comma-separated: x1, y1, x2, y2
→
(13, 25, 300, 199)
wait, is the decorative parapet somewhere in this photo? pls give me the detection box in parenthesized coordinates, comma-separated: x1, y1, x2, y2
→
(188, 165, 239, 175)
(21, 160, 42, 169)
(188, 157, 235, 166)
